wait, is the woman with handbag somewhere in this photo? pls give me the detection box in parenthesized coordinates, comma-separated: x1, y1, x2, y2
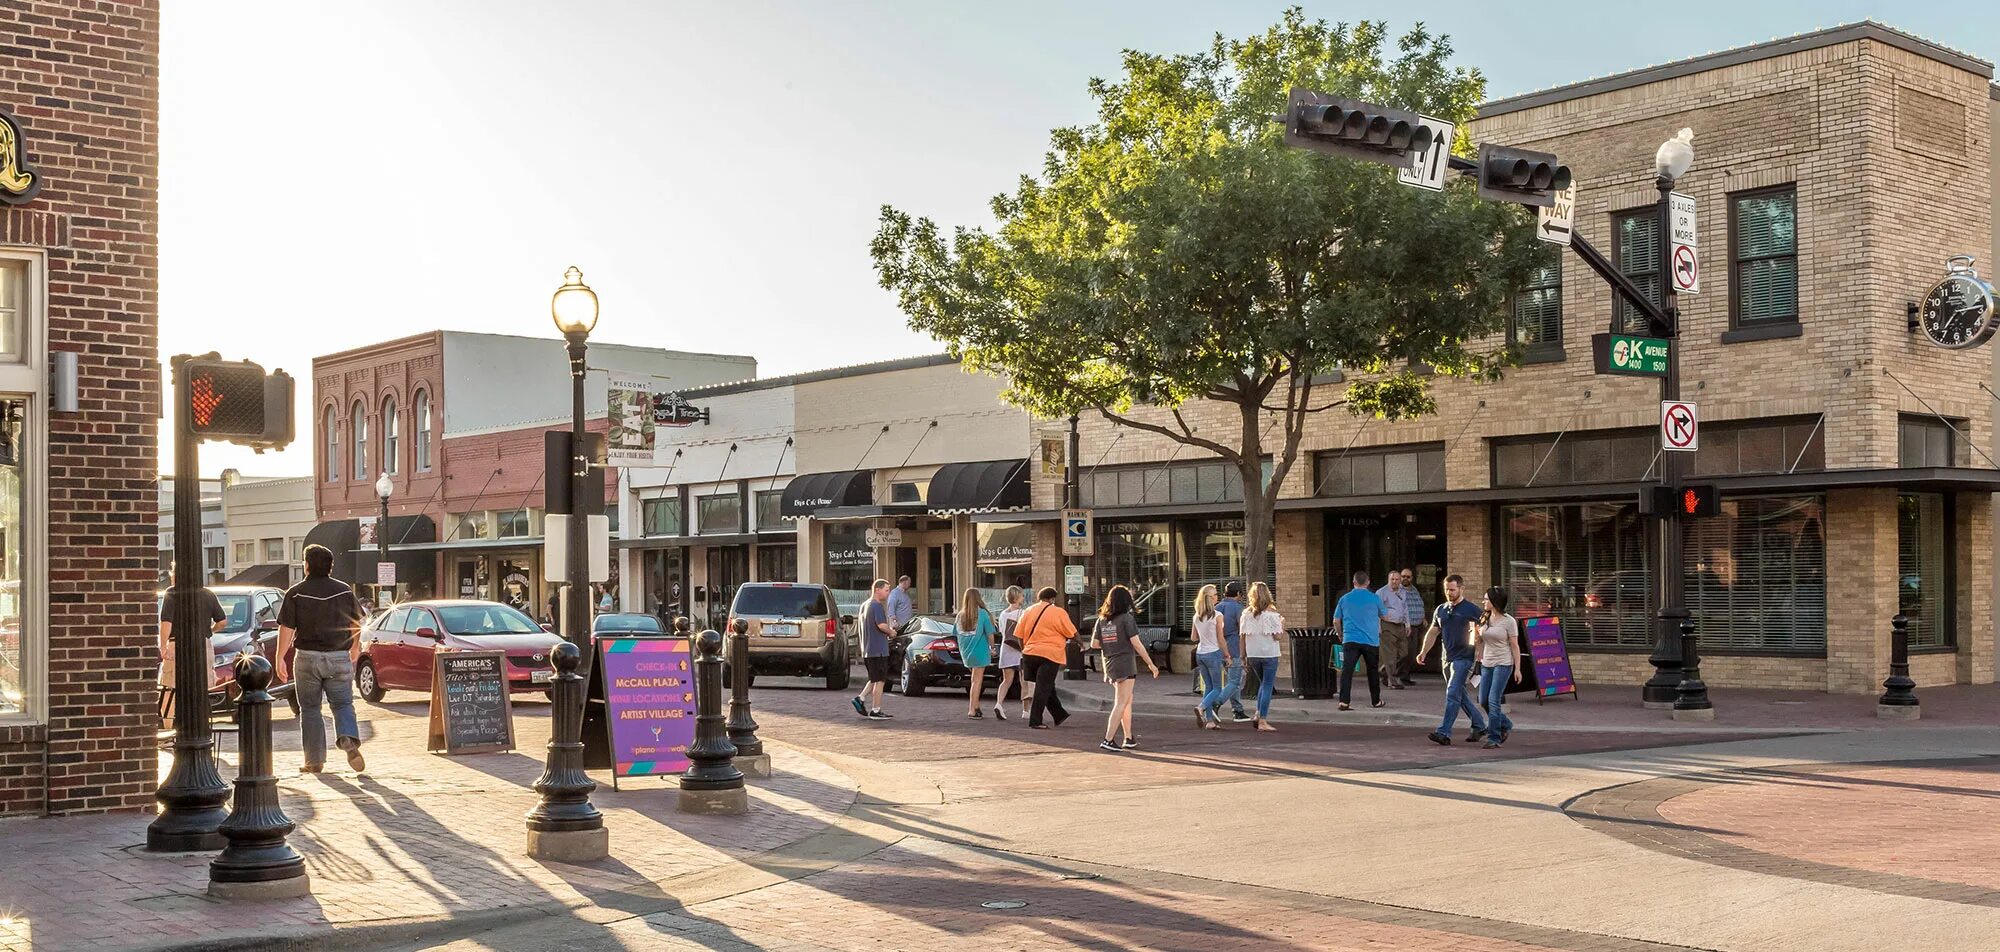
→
(1095, 584, 1159, 751)
(957, 588, 997, 719)
(1016, 587, 1077, 729)
(993, 585, 1028, 721)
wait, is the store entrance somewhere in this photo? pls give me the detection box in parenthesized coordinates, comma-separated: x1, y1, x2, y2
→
(705, 546, 748, 631)
(1323, 508, 1447, 672)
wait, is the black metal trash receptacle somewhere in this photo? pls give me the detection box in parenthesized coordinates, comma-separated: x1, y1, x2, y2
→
(1288, 628, 1339, 699)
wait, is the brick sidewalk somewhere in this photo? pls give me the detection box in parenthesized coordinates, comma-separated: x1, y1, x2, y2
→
(0, 700, 857, 952)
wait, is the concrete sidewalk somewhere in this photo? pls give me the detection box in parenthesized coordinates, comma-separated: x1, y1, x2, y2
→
(1054, 670, 2000, 733)
(0, 701, 859, 952)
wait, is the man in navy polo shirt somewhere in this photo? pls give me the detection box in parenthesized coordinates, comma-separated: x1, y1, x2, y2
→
(1415, 573, 1487, 746)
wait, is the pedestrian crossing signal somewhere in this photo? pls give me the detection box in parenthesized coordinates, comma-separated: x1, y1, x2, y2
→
(177, 353, 294, 451)
(1640, 484, 1719, 518)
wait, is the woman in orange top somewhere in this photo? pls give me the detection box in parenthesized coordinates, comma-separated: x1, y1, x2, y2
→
(1015, 587, 1076, 728)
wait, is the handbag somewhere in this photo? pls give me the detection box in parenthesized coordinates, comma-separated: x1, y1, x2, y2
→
(1002, 615, 1024, 651)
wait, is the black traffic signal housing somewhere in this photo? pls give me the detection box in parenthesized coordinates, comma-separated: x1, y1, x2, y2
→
(1283, 89, 1436, 168)
(176, 353, 294, 451)
(1641, 484, 1720, 518)
(1476, 143, 1572, 208)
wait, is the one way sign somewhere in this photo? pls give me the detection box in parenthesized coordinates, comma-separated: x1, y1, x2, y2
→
(1537, 184, 1575, 246)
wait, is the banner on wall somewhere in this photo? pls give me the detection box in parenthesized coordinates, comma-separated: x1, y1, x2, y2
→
(605, 372, 656, 466)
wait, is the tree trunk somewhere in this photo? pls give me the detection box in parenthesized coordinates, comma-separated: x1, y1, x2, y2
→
(1235, 402, 1274, 587)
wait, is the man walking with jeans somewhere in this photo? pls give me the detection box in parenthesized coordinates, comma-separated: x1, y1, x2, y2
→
(275, 544, 367, 774)
(1215, 582, 1250, 722)
(852, 579, 896, 720)
(1415, 573, 1486, 746)
(1331, 570, 1385, 710)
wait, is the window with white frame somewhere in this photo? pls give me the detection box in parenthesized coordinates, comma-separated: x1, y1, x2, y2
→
(382, 395, 399, 475)
(233, 541, 255, 564)
(261, 538, 284, 563)
(323, 406, 337, 482)
(351, 400, 367, 479)
(414, 389, 432, 471)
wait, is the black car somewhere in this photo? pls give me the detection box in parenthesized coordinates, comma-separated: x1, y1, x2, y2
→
(890, 615, 1012, 698)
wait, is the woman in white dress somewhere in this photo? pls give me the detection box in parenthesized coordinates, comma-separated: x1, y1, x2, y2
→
(992, 585, 1028, 720)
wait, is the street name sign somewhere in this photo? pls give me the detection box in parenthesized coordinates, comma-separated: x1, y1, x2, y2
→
(1669, 191, 1699, 293)
(1061, 508, 1094, 557)
(1661, 400, 1699, 452)
(1396, 115, 1453, 192)
(1537, 184, 1575, 246)
(1591, 333, 1670, 376)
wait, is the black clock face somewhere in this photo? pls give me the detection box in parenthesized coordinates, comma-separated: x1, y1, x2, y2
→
(1921, 276, 1996, 349)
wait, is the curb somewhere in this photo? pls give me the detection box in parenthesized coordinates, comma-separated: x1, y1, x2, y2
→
(124, 903, 575, 952)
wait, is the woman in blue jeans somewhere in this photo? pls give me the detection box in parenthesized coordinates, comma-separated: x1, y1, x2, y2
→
(1189, 585, 1229, 728)
(1474, 587, 1522, 748)
(1241, 582, 1285, 732)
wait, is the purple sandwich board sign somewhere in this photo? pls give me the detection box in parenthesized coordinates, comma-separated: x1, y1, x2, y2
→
(1522, 616, 1578, 703)
(598, 635, 696, 778)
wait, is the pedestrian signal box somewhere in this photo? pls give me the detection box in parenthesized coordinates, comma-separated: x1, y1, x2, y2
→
(177, 353, 294, 451)
(1640, 484, 1719, 518)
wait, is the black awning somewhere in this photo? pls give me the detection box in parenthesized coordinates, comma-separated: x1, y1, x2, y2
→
(225, 563, 292, 587)
(782, 470, 872, 517)
(305, 515, 438, 585)
(927, 458, 1031, 515)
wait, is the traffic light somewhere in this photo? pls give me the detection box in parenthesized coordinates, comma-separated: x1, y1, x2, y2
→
(176, 353, 294, 451)
(1476, 143, 1572, 208)
(1641, 484, 1719, 517)
(1283, 89, 1436, 167)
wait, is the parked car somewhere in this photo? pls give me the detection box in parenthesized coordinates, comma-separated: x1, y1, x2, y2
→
(890, 615, 1007, 699)
(156, 585, 295, 716)
(594, 612, 665, 636)
(354, 599, 564, 702)
(724, 582, 849, 690)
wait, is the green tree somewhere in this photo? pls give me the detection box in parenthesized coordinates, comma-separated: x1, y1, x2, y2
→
(872, 10, 1548, 584)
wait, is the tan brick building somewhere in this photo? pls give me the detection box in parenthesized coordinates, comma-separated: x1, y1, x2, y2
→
(0, 1, 161, 816)
(994, 23, 1999, 695)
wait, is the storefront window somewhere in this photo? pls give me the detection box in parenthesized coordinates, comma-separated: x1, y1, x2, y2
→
(641, 496, 683, 536)
(1685, 495, 1825, 653)
(823, 523, 875, 617)
(1177, 518, 1271, 619)
(642, 548, 685, 620)
(0, 401, 23, 716)
(754, 489, 794, 533)
(1499, 502, 1651, 648)
(698, 493, 742, 534)
(1315, 444, 1444, 496)
(756, 544, 797, 583)
(453, 512, 490, 541)
(1898, 493, 1950, 649)
(1090, 522, 1173, 628)
(1082, 460, 1272, 508)
(495, 508, 533, 538)
(974, 522, 1034, 610)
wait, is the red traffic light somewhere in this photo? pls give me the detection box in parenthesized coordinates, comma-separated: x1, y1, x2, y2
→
(1640, 483, 1719, 517)
(177, 354, 294, 450)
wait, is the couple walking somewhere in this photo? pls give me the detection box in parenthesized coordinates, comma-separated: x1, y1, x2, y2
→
(1189, 581, 1283, 732)
(1416, 574, 1522, 749)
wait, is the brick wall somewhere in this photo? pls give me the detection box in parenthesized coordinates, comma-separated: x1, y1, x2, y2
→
(0, 1, 160, 816)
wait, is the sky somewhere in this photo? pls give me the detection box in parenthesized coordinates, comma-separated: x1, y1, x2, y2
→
(158, 0, 1997, 476)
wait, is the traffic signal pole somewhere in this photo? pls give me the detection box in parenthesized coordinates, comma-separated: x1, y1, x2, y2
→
(149, 357, 229, 852)
(1642, 175, 1689, 708)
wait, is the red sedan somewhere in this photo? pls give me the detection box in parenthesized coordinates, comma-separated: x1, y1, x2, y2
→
(354, 599, 564, 702)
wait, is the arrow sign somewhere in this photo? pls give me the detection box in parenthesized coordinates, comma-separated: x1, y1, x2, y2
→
(1661, 400, 1699, 452)
(1668, 191, 1698, 293)
(1537, 184, 1575, 247)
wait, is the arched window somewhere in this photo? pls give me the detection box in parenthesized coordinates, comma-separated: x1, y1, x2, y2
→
(323, 407, 337, 482)
(414, 389, 432, 471)
(382, 396, 400, 475)
(351, 399, 367, 479)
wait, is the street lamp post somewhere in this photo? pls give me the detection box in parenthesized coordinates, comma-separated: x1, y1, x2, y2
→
(525, 266, 607, 860)
(374, 472, 393, 605)
(1643, 130, 1700, 710)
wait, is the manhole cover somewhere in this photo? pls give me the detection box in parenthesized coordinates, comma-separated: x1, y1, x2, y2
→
(982, 900, 1028, 909)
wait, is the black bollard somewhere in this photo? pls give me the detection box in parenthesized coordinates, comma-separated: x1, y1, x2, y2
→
(1672, 617, 1713, 720)
(209, 655, 309, 898)
(525, 642, 607, 861)
(1878, 614, 1920, 718)
(679, 629, 745, 814)
(673, 616, 692, 636)
(726, 620, 768, 777)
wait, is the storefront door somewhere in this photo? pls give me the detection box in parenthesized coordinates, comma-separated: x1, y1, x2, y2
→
(643, 547, 686, 624)
(705, 546, 747, 630)
(1324, 508, 1446, 671)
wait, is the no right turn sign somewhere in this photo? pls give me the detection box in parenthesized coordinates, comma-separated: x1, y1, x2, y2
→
(1661, 401, 1699, 452)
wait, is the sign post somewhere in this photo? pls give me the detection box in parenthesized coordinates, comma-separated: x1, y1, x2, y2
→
(1669, 191, 1698, 293)
(1661, 401, 1699, 453)
(1061, 508, 1094, 557)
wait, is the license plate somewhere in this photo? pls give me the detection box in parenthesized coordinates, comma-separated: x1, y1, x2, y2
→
(763, 623, 799, 637)
(531, 669, 553, 684)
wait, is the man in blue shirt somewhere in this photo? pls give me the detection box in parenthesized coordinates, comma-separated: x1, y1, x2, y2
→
(1415, 573, 1487, 745)
(1215, 582, 1249, 722)
(887, 575, 915, 630)
(853, 579, 897, 720)
(1331, 570, 1385, 710)
(1374, 570, 1415, 690)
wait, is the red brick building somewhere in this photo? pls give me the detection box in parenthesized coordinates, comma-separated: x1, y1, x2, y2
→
(311, 331, 752, 616)
(0, 1, 161, 816)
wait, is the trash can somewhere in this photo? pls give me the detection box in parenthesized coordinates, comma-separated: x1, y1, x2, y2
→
(1288, 628, 1339, 699)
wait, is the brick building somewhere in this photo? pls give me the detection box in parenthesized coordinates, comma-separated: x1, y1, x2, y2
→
(988, 23, 2000, 695)
(0, 1, 161, 816)
(311, 331, 752, 616)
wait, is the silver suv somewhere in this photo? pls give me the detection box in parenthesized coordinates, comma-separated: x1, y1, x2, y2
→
(726, 582, 849, 690)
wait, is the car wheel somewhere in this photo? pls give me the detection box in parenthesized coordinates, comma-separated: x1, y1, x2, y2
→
(355, 658, 385, 703)
(901, 658, 928, 698)
(824, 662, 850, 691)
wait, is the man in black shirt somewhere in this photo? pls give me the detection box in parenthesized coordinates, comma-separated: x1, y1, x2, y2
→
(276, 544, 366, 774)
(158, 582, 227, 726)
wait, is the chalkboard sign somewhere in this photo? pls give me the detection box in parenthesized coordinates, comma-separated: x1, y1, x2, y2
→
(1521, 616, 1578, 703)
(426, 650, 516, 754)
(598, 636, 695, 777)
